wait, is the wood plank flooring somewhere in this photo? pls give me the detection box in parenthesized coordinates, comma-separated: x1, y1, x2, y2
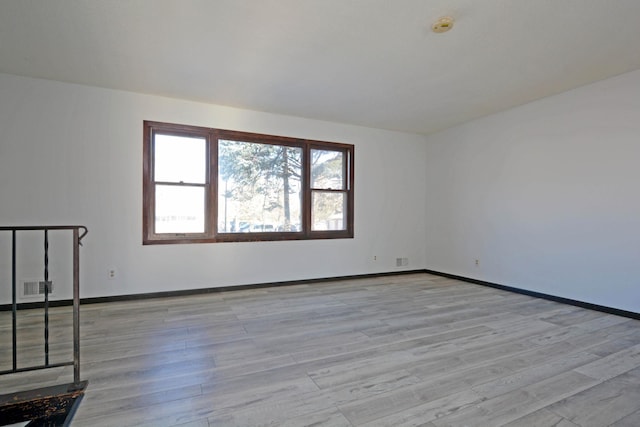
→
(1, 273, 640, 426)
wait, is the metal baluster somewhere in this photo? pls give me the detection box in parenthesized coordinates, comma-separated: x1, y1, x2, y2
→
(72, 227, 81, 387)
(12, 230, 17, 372)
(44, 229, 50, 367)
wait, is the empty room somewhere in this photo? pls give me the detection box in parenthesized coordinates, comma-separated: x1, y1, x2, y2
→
(1, 1, 639, 426)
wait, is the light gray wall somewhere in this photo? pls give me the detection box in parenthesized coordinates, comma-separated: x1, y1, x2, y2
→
(424, 70, 640, 313)
(0, 73, 428, 302)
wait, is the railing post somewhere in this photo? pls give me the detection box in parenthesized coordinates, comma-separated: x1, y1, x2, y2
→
(12, 230, 17, 372)
(43, 229, 50, 367)
(72, 227, 81, 388)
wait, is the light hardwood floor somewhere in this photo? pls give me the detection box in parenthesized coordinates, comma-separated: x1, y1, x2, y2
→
(2, 273, 640, 426)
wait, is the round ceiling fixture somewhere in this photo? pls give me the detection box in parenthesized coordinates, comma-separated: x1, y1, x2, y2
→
(432, 16, 454, 33)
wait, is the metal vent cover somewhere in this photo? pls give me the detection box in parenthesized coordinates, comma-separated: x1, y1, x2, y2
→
(21, 280, 54, 297)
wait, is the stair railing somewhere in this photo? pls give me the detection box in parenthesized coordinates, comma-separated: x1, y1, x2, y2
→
(0, 225, 88, 391)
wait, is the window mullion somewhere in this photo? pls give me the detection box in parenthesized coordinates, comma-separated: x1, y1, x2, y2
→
(209, 132, 218, 239)
(303, 142, 312, 237)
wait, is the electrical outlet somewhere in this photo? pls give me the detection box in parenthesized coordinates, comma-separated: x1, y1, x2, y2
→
(373, 255, 377, 261)
(475, 259, 479, 266)
(108, 269, 116, 280)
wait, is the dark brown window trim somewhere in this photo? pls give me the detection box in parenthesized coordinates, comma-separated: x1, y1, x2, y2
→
(143, 121, 354, 244)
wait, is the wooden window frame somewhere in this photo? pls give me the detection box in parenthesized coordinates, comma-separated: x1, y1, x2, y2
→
(143, 121, 354, 244)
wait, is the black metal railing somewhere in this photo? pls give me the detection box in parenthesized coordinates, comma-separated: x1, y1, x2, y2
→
(0, 225, 88, 390)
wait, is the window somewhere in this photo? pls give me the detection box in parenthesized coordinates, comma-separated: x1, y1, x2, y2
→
(143, 121, 354, 244)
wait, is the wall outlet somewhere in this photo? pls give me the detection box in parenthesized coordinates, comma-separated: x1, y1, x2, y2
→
(108, 268, 117, 280)
(373, 255, 377, 261)
(475, 259, 480, 266)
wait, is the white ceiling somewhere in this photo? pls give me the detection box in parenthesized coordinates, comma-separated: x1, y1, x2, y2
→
(1, 0, 640, 135)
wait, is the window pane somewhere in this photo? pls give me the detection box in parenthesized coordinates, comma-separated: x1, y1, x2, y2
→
(311, 149, 344, 190)
(154, 134, 206, 184)
(312, 191, 346, 231)
(218, 140, 302, 233)
(155, 185, 205, 233)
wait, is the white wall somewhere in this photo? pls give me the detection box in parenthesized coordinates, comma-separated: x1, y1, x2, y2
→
(0, 73, 427, 302)
(424, 70, 640, 313)
(4, 69, 638, 313)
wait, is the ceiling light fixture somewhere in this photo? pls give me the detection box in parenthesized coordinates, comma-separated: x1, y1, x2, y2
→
(432, 16, 454, 33)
